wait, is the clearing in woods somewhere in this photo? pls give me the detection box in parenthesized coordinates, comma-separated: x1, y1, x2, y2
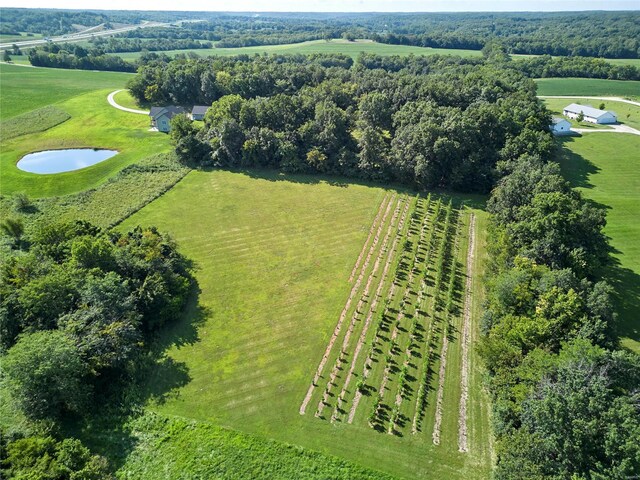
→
(120, 170, 492, 479)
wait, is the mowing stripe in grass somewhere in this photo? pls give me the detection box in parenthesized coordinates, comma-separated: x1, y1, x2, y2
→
(299, 193, 396, 415)
(349, 193, 391, 283)
(317, 197, 407, 418)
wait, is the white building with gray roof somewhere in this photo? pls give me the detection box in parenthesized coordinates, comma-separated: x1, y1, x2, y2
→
(562, 103, 617, 124)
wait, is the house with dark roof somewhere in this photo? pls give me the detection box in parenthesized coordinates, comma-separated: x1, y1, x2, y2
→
(562, 103, 617, 124)
(149, 106, 187, 132)
(191, 105, 210, 121)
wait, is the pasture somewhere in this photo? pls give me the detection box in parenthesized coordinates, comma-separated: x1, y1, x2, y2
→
(535, 77, 640, 99)
(555, 134, 640, 353)
(120, 169, 491, 479)
(115, 39, 483, 61)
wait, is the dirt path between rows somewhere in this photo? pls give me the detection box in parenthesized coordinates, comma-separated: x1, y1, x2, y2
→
(299, 195, 396, 415)
(458, 213, 476, 453)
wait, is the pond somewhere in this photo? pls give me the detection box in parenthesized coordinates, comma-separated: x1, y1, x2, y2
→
(16, 149, 119, 174)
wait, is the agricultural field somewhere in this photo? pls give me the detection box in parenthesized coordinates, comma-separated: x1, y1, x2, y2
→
(554, 133, 640, 353)
(115, 39, 482, 61)
(535, 77, 640, 99)
(119, 170, 491, 479)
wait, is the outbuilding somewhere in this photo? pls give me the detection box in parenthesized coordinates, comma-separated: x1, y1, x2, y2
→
(149, 106, 187, 133)
(562, 103, 617, 124)
(191, 105, 210, 121)
(550, 117, 572, 135)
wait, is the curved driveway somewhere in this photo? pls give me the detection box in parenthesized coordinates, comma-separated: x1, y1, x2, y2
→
(107, 89, 149, 115)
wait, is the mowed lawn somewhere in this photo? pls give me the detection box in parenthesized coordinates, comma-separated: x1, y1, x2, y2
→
(556, 134, 640, 352)
(120, 169, 491, 480)
(0, 63, 132, 119)
(116, 39, 482, 61)
(536, 77, 640, 100)
(543, 97, 640, 131)
(0, 64, 171, 197)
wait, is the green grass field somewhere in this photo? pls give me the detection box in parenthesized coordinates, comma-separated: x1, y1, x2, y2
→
(115, 39, 482, 61)
(536, 77, 640, 99)
(119, 170, 491, 479)
(543, 97, 640, 131)
(0, 63, 133, 120)
(0, 64, 171, 197)
(555, 134, 640, 353)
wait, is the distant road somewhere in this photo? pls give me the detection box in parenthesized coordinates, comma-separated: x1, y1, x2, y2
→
(107, 89, 149, 115)
(0, 21, 168, 50)
(538, 95, 640, 108)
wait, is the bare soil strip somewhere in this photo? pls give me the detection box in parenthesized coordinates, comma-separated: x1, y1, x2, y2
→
(432, 214, 461, 445)
(458, 213, 476, 453)
(299, 195, 397, 415)
(316, 198, 404, 417)
(349, 194, 391, 283)
(335, 204, 406, 422)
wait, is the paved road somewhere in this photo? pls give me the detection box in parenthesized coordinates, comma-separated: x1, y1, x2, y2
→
(0, 21, 168, 50)
(107, 89, 149, 115)
(572, 124, 640, 135)
(539, 95, 640, 108)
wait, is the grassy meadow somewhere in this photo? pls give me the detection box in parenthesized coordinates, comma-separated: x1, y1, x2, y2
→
(119, 170, 491, 480)
(536, 77, 640, 99)
(0, 62, 133, 119)
(115, 39, 483, 61)
(554, 133, 640, 353)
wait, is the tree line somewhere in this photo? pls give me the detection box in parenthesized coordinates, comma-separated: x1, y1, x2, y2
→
(0, 220, 193, 477)
(129, 53, 549, 194)
(480, 122, 640, 477)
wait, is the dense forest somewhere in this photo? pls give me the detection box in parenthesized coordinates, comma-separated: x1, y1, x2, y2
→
(128, 52, 550, 193)
(3, 9, 640, 59)
(0, 221, 193, 477)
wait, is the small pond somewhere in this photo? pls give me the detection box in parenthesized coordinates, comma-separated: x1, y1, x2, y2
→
(16, 149, 119, 174)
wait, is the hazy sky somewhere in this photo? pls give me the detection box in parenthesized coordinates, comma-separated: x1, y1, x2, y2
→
(0, 0, 637, 12)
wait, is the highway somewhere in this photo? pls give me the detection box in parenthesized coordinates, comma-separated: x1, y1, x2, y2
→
(0, 21, 169, 50)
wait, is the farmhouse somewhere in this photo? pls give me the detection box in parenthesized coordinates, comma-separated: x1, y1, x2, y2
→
(550, 117, 572, 135)
(562, 103, 617, 124)
(191, 105, 210, 121)
(149, 106, 187, 132)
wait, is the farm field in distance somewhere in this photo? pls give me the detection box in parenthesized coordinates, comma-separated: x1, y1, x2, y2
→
(119, 170, 492, 479)
(536, 77, 640, 100)
(114, 38, 483, 61)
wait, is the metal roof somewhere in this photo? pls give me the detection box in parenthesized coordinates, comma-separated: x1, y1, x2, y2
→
(563, 103, 616, 119)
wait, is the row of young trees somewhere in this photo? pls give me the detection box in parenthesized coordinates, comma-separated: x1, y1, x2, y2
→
(0, 220, 194, 476)
(481, 150, 640, 476)
(129, 53, 550, 193)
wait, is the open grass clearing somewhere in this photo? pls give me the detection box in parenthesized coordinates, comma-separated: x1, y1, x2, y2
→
(119, 169, 491, 479)
(0, 62, 133, 120)
(114, 39, 483, 61)
(556, 134, 640, 353)
(0, 77, 171, 197)
(535, 78, 640, 100)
